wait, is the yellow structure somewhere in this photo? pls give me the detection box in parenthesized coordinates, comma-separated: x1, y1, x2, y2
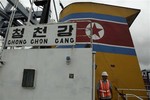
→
(59, 2, 140, 27)
(59, 2, 147, 100)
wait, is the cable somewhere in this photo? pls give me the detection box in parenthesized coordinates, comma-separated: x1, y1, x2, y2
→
(53, 0, 58, 22)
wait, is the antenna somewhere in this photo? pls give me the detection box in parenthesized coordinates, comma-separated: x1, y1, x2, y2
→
(53, 0, 58, 22)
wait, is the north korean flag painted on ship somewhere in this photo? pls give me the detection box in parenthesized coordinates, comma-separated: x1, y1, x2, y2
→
(71, 19, 134, 47)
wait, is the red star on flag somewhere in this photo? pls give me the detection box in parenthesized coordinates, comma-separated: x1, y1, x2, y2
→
(92, 23, 103, 37)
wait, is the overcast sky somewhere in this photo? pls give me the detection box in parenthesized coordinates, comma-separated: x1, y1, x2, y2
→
(1, 0, 150, 69)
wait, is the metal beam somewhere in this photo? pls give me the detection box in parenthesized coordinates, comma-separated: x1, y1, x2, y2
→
(34, 11, 42, 18)
(4, 11, 42, 22)
(0, 7, 9, 20)
(0, 7, 21, 26)
(4, 3, 12, 12)
(0, 16, 2, 21)
(12, 11, 42, 19)
(7, 0, 38, 24)
(40, 0, 51, 23)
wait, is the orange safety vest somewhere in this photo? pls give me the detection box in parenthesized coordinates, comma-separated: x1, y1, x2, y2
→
(99, 80, 111, 98)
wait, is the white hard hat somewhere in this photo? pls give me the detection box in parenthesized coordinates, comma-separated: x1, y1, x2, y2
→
(101, 71, 108, 76)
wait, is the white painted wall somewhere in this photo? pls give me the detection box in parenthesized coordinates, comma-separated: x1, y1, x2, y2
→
(0, 48, 93, 100)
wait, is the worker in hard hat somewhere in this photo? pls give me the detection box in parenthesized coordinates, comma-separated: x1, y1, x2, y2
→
(97, 71, 113, 100)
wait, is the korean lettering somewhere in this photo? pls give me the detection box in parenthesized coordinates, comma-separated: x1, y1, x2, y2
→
(33, 26, 47, 38)
(12, 28, 25, 38)
(58, 25, 73, 37)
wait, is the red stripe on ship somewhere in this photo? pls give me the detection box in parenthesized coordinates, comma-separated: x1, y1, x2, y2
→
(71, 19, 134, 47)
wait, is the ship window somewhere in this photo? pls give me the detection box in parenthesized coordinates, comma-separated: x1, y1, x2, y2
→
(22, 69, 35, 88)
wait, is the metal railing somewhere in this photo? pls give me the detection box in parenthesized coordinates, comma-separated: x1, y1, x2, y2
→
(125, 94, 143, 100)
(117, 88, 150, 100)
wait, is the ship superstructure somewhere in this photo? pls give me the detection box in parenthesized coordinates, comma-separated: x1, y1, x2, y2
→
(0, 0, 149, 100)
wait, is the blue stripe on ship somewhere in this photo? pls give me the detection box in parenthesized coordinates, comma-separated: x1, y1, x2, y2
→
(93, 44, 136, 55)
(60, 13, 127, 23)
(57, 44, 136, 56)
